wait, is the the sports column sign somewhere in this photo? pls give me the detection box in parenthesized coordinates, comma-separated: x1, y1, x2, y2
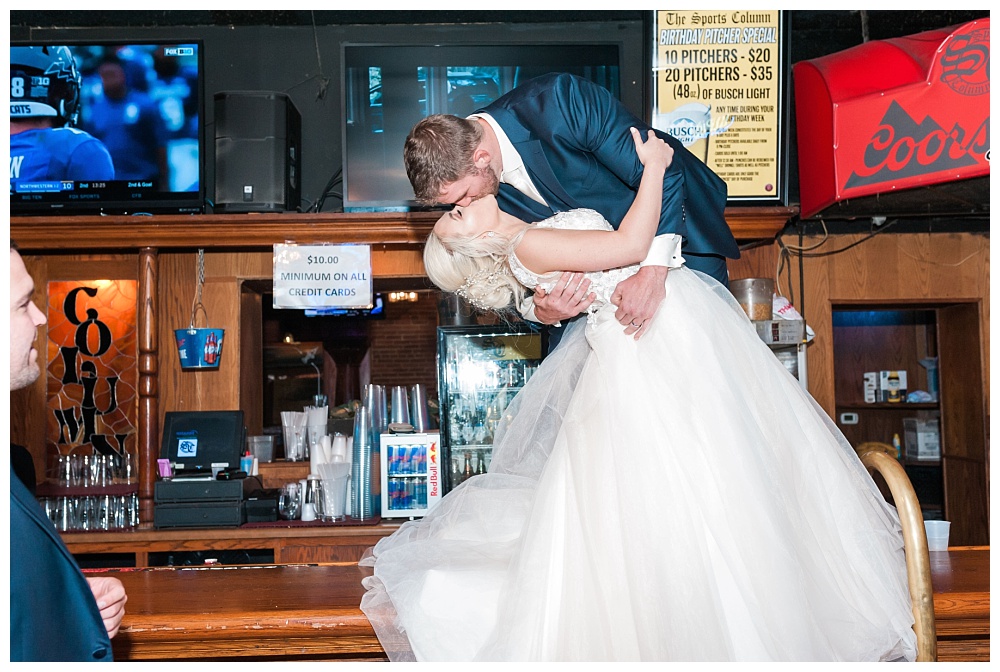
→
(651, 10, 787, 202)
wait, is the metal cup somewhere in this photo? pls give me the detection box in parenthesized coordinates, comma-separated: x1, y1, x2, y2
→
(301, 476, 322, 522)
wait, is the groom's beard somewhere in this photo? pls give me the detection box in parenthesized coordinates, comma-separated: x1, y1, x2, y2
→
(474, 163, 500, 199)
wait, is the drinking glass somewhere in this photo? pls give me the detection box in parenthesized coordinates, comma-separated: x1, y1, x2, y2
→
(54, 454, 73, 486)
(278, 483, 301, 520)
(302, 476, 322, 522)
(319, 475, 349, 522)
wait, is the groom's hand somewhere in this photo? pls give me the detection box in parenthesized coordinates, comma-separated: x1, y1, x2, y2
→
(533, 272, 595, 324)
(87, 576, 128, 638)
(611, 265, 667, 339)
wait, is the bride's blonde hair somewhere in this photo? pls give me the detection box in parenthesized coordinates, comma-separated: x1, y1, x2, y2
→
(423, 229, 528, 313)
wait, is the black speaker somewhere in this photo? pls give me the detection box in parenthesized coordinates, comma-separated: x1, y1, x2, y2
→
(214, 91, 301, 212)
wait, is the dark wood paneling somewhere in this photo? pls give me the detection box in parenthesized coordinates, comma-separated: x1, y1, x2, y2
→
(937, 303, 988, 546)
(239, 286, 264, 435)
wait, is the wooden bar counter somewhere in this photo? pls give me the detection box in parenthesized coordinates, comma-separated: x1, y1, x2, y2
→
(93, 562, 384, 661)
(931, 546, 991, 662)
(63, 520, 402, 567)
(88, 546, 988, 662)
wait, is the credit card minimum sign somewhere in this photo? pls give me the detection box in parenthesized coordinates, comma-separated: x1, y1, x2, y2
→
(272, 243, 373, 309)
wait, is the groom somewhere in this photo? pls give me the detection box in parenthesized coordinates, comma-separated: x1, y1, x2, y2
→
(404, 72, 739, 340)
(10, 241, 127, 660)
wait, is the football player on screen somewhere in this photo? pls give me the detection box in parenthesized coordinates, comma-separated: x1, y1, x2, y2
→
(10, 45, 115, 187)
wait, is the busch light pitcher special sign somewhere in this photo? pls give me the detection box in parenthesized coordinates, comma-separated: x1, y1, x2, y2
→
(651, 9, 788, 202)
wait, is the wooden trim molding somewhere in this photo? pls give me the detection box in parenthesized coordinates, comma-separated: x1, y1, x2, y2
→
(10, 207, 796, 251)
(138, 248, 159, 523)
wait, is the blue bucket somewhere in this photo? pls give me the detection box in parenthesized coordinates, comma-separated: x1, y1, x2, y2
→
(174, 328, 225, 369)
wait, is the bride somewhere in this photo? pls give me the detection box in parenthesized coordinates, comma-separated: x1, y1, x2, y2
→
(359, 128, 917, 662)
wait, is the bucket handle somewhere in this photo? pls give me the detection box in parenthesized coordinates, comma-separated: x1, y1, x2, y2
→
(189, 249, 208, 329)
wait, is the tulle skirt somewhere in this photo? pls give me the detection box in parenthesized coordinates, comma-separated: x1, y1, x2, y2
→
(360, 267, 917, 661)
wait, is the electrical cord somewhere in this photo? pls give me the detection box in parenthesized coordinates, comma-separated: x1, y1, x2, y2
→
(310, 168, 343, 213)
(774, 216, 901, 309)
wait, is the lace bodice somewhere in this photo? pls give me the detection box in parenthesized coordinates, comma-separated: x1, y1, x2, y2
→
(508, 209, 639, 314)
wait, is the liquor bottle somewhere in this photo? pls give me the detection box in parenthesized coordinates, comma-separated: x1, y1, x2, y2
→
(463, 451, 474, 482)
(476, 449, 487, 475)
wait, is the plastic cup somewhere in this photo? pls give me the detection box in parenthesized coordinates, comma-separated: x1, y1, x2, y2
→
(282, 422, 306, 461)
(320, 475, 350, 522)
(924, 520, 951, 551)
(730, 278, 775, 321)
(248, 435, 275, 462)
(390, 385, 411, 425)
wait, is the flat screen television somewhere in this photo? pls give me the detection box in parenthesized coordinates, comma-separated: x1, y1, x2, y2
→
(341, 42, 622, 212)
(303, 292, 385, 318)
(10, 40, 205, 215)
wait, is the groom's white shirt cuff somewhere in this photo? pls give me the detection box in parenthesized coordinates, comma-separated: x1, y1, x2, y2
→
(519, 235, 684, 326)
(640, 233, 684, 269)
(519, 296, 544, 324)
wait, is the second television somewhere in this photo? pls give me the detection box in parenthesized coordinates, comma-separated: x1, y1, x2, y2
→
(341, 42, 622, 212)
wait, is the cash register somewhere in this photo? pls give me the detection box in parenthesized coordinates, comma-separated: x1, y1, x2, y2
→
(153, 410, 248, 529)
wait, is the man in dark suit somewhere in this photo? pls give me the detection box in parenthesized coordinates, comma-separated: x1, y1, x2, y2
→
(404, 72, 739, 339)
(10, 240, 128, 661)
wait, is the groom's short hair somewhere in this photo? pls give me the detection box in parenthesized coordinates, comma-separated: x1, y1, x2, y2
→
(404, 114, 482, 204)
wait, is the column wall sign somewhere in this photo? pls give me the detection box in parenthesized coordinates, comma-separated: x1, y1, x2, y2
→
(650, 9, 789, 204)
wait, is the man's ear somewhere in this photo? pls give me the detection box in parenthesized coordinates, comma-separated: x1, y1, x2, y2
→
(472, 146, 491, 169)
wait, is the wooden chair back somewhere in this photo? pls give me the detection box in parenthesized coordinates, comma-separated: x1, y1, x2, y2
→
(855, 441, 937, 661)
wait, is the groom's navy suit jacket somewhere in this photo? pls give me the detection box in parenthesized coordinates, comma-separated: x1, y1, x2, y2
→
(481, 73, 740, 275)
(10, 467, 114, 661)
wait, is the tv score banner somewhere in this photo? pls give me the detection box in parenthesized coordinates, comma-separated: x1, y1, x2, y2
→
(651, 10, 787, 202)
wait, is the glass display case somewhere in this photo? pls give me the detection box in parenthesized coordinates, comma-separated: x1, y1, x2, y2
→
(436, 324, 543, 493)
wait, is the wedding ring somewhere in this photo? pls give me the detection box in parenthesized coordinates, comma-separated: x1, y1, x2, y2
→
(630, 320, 641, 327)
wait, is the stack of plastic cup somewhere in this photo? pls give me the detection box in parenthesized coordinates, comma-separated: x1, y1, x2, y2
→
(410, 383, 432, 431)
(390, 385, 411, 425)
(351, 405, 375, 521)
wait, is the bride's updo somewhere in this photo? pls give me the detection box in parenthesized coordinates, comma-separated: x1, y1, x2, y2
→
(424, 229, 527, 313)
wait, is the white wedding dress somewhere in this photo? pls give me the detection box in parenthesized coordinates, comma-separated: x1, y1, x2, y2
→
(360, 209, 917, 662)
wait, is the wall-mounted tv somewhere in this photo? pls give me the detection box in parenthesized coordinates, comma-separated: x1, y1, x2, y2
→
(304, 292, 385, 318)
(341, 42, 622, 213)
(10, 40, 205, 215)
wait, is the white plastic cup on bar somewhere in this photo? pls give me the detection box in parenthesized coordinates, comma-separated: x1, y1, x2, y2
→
(924, 520, 951, 551)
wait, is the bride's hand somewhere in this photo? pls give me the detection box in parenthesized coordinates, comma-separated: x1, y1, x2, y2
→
(630, 127, 673, 171)
(533, 272, 595, 324)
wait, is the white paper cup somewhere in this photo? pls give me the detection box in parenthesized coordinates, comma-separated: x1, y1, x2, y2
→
(924, 520, 951, 551)
(300, 502, 316, 522)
